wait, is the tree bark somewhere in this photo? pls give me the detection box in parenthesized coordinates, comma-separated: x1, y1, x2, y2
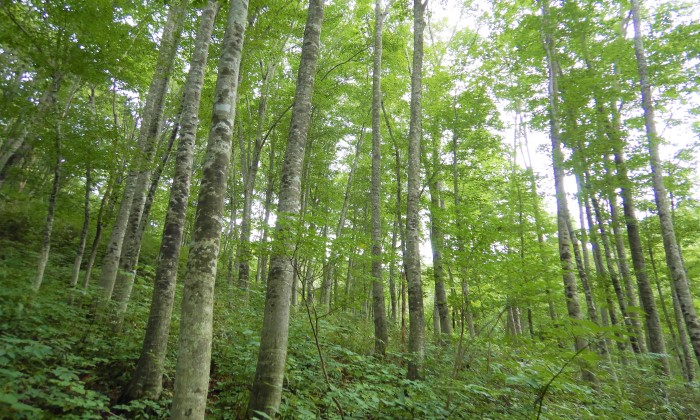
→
(32, 73, 62, 292)
(540, 0, 587, 359)
(69, 164, 91, 294)
(169, 1, 247, 417)
(428, 177, 452, 337)
(120, 1, 219, 403)
(630, 0, 700, 365)
(98, 0, 188, 305)
(405, 0, 427, 381)
(322, 126, 364, 307)
(257, 141, 276, 285)
(370, 0, 389, 356)
(248, 1, 323, 415)
(111, 2, 188, 324)
(238, 59, 278, 290)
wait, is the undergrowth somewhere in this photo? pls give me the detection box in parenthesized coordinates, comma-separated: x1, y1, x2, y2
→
(1, 234, 699, 419)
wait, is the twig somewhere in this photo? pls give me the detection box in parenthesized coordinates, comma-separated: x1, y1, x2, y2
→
(534, 338, 594, 419)
(302, 292, 346, 419)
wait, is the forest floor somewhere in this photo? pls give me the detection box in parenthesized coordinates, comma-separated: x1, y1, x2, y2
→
(2, 236, 699, 419)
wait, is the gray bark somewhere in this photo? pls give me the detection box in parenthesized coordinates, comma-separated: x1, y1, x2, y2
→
(630, 0, 700, 365)
(121, 1, 219, 403)
(370, 0, 389, 356)
(540, 0, 586, 356)
(238, 59, 278, 289)
(248, 0, 323, 415)
(98, 0, 188, 304)
(82, 174, 116, 293)
(69, 164, 91, 291)
(257, 142, 276, 285)
(606, 188, 646, 352)
(610, 130, 669, 373)
(170, 0, 248, 417)
(322, 126, 364, 308)
(112, 2, 188, 324)
(33, 135, 61, 291)
(589, 188, 642, 353)
(428, 178, 452, 336)
(32, 74, 62, 292)
(405, 0, 427, 381)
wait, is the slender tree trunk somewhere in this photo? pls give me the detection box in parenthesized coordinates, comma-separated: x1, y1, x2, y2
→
(606, 187, 647, 352)
(120, 1, 219, 402)
(516, 113, 556, 321)
(238, 60, 278, 290)
(32, 73, 63, 292)
(81, 173, 117, 296)
(609, 130, 669, 372)
(389, 215, 398, 321)
(322, 126, 364, 307)
(630, 0, 700, 364)
(170, 1, 247, 417)
(405, 0, 427, 381)
(112, 6, 188, 324)
(566, 215, 598, 325)
(649, 242, 687, 378)
(428, 178, 452, 336)
(370, 0, 389, 356)
(589, 188, 641, 354)
(113, 117, 180, 327)
(98, 0, 188, 304)
(540, 0, 587, 361)
(33, 135, 61, 291)
(257, 142, 276, 285)
(648, 239, 695, 381)
(69, 164, 91, 293)
(248, 1, 323, 415)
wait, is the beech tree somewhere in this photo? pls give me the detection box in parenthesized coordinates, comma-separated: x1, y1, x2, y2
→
(170, 0, 248, 417)
(248, 0, 324, 415)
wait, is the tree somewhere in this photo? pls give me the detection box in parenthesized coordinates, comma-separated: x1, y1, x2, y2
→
(120, 0, 220, 402)
(248, 0, 324, 415)
(169, 0, 248, 417)
(370, 0, 390, 357)
(405, 0, 427, 381)
(539, 0, 589, 366)
(630, 0, 700, 364)
(97, 0, 188, 306)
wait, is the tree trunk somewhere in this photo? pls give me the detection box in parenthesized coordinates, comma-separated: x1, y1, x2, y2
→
(81, 172, 117, 296)
(238, 59, 278, 290)
(405, 0, 427, 381)
(606, 187, 647, 352)
(630, 0, 700, 365)
(98, 0, 188, 305)
(112, 7, 188, 324)
(33, 72, 64, 292)
(589, 188, 642, 354)
(370, 0, 389, 356)
(322, 126, 364, 308)
(540, 0, 587, 360)
(113, 116, 180, 327)
(389, 215, 398, 321)
(33, 134, 61, 291)
(69, 164, 91, 294)
(428, 178, 452, 337)
(248, 1, 323, 415)
(169, 1, 247, 417)
(609, 132, 669, 372)
(120, 1, 219, 403)
(257, 142, 276, 285)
